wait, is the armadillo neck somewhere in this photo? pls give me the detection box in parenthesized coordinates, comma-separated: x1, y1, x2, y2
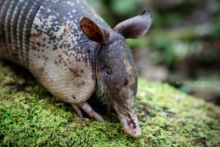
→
(0, 0, 41, 68)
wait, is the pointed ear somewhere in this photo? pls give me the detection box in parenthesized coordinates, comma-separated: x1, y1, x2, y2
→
(113, 9, 152, 39)
(80, 17, 109, 45)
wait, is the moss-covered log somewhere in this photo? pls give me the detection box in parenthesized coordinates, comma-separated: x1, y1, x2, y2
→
(0, 61, 219, 146)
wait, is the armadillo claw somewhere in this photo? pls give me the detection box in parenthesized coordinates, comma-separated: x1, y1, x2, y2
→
(80, 102, 104, 122)
(71, 104, 83, 118)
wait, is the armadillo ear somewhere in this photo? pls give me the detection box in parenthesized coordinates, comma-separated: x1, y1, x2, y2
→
(80, 17, 109, 45)
(113, 9, 152, 39)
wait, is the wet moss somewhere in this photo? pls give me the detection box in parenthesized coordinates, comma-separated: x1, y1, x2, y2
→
(0, 61, 220, 146)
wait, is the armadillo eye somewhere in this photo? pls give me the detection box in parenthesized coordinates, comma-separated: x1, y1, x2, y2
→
(104, 68, 113, 79)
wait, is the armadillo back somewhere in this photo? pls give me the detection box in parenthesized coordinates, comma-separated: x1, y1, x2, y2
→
(0, 0, 42, 67)
(0, 0, 109, 68)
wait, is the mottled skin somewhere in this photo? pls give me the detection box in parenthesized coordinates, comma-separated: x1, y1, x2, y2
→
(0, 0, 152, 137)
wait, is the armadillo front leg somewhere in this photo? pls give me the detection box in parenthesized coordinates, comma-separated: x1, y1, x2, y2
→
(80, 102, 104, 121)
(72, 103, 104, 121)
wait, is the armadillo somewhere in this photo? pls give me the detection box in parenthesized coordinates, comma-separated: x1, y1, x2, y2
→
(0, 0, 152, 137)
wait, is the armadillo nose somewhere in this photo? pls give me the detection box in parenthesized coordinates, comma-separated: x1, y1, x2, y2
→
(113, 102, 142, 137)
(123, 123, 142, 138)
(118, 110, 142, 137)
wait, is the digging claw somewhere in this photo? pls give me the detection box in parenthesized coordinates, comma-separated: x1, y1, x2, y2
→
(72, 104, 83, 118)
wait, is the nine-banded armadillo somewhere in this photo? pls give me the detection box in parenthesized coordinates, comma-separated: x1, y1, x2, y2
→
(0, 0, 152, 137)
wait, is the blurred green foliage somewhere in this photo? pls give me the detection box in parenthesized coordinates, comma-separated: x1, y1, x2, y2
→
(87, 0, 220, 64)
(110, 0, 141, 16)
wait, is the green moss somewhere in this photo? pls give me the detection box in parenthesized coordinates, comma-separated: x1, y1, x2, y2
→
(0, 61, 220, 146)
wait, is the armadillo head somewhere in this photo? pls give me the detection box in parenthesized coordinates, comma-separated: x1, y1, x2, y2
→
(97, 35, 141, 137)
(80, 9, 152, 138)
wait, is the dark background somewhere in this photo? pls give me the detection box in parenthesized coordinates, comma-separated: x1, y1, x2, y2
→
(87, 0, 220, 105)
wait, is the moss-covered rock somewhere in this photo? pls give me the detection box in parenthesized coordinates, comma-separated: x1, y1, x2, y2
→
(0, 61, 219, 146)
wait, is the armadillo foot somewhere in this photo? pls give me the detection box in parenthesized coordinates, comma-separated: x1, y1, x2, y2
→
(72, 104, 83, 118)
(79, 102, 104, 122)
